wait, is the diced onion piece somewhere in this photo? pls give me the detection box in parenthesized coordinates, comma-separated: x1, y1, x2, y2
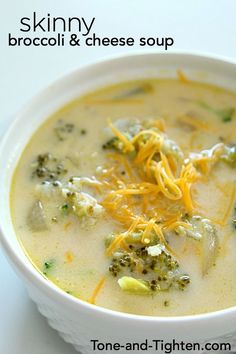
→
(201, 221, 219, 276)
(27, 200, 48, 232)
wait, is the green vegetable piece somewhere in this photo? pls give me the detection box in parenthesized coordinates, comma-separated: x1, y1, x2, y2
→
(61, 203, 70, 215)
(219, 108, 235, 123)
(32, 152, 67, 181)
(54, 121, 75, 141)
(118, 276, 151, 295)
(102, 136, 125, 152)
(113, 83, 154, 100)
(176, 275, 191, 290)
(164, 300, 169, 307)
(198, 101, 234, 123)
(43, 259, 55, 275)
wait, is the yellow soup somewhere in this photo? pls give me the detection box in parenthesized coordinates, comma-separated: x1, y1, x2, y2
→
(11, 77, 236, 316)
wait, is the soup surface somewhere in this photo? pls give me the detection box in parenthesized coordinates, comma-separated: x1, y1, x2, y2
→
(11, 76, 236, 316)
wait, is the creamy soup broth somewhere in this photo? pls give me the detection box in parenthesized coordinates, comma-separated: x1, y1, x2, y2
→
(11, 78, 236, 316)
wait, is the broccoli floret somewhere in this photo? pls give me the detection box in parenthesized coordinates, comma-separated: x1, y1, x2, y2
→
(31, 153, 68, 181)
(175, 215, 216, 240)
(189, 143, 236, 171)
(103, 119, 184, 172)
(107, 234, 190, 294)
(62, 189, 103, 218)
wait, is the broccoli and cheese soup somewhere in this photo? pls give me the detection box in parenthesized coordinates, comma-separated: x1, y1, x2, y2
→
(11, 75, 236, 316)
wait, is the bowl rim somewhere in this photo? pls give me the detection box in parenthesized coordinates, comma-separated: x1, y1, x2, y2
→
(1, 50, 236, 325)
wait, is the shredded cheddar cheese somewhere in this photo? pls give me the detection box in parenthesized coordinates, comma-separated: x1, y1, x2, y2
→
(177, 69, 188, 83)
(108, 119, 134, 152)
(177, 163, 199, 213)
(93, 118, 236, 266)
(165, 221, 192, 232)
(178, 115, 209, 131)
(64, 221, 72, 230)
(88, 277, 106, 305)
(106, 234, 126, 256)
(65, 251, 74, 263)
(98, 120, 202, 247)
(154, 161, 182, 200)
(141, 218, 156, 244)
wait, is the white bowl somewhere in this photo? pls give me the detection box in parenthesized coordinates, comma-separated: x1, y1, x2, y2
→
(1, 52, 236, 354)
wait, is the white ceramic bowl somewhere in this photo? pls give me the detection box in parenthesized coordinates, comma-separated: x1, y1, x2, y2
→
(1, 52, 236, 354)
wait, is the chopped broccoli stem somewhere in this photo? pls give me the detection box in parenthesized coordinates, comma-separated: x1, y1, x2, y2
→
(118, 276, 151, 294)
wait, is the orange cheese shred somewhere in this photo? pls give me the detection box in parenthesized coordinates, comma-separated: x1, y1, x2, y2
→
(64, 251, 74, 263)
(177, 69, 188, 83)
(88, 277, 106, 305)
(108, 119, 134, 152)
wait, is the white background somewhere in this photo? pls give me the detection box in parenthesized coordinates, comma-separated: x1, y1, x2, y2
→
(0, 0, 236, 353)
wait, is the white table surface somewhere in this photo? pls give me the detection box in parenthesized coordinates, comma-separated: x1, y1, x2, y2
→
(1, 0, 236, 353)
